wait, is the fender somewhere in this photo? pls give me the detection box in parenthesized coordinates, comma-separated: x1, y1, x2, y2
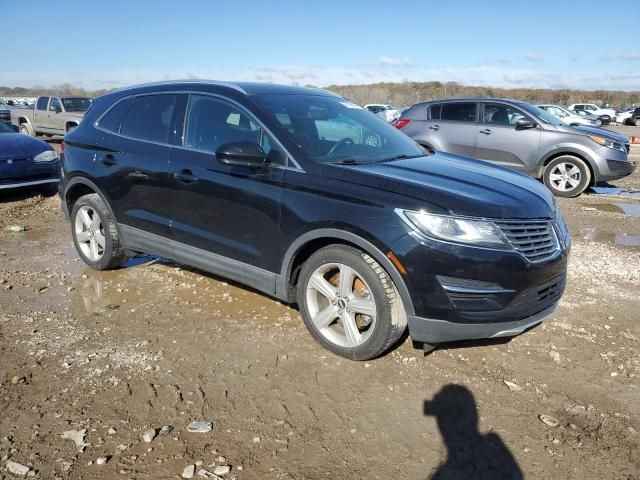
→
(277, 228, 415, 316)
(62, 175, 116, 219)
(536, 146, 600, 179)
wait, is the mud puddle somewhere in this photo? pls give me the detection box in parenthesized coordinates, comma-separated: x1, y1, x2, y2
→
(589, 186, 640, 199)
(581, 227, 640, 247)
(585, 202, 640, 217)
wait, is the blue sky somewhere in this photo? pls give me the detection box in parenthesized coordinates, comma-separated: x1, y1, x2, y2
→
(3, 0, 639, 90)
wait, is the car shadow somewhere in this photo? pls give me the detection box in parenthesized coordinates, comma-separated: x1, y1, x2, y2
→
(0, 185, 58, 203)
(424, 384, 523, 480)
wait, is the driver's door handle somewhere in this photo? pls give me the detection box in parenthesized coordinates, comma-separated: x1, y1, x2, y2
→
(479, 129, 492, 135)
(429, 124, 440, 131)
(173, 169, 198, 184)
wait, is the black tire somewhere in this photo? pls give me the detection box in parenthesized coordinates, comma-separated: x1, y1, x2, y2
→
(601, 115, 611, 124)
(66, 124, 77, 134)
(543, 155, 591, 198)
(595, 118, 603, 127)
(70, 193, 127, 270)
(296, 244, 407, 360)
(20, 123, 35, 136)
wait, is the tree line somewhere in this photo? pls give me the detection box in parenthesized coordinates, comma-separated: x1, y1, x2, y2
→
(2, 81, 639, 108)
(325, 81, 639, 108)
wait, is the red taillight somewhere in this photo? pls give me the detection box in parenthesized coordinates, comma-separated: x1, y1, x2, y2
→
(394, 118, 411, 129)
(60, 141, 65, 152)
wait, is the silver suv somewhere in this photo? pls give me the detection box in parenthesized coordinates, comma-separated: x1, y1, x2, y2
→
(396, 99, 635, 197)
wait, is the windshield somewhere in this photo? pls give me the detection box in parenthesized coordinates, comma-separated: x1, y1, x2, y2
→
(517, 103, 564, 126)
(0, 122, 15, 133)
(253, 94, 424, 164)
(62, 97, 91, 112)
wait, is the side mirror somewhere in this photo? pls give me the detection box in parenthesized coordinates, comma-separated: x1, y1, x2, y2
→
(50, 105, 61, 113)
(516, 118, 537, 130)
(215, 142, 266, 166)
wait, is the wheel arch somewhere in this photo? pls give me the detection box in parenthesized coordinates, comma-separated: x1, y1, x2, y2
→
(277, 229, 415, 316)
(538, 149, 597, 186)
(65, 121, 78, 132)
(63, 176, 116, 220)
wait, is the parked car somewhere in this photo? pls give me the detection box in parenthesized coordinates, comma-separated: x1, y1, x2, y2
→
(11, 95, 91, 137)
(567, 103, 617, 123)
(537, 104, 602, 127)
(364, 104, 402, 123)
(573, 108, 611, 125)
(615, 108, 633, 125)
(60, 81, 570, 360)
(0, 102, 11, 123)
(623, 107, 640, 126)
(0, 121, 60, 190)
(396, 98, 634, 197)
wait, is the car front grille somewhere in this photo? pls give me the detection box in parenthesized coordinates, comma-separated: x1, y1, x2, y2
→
(495, 220, 559, 263)
(537, 275, 564, 302)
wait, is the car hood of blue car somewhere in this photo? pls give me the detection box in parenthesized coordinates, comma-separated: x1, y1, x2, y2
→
(0, 133, 53, 159)
(322, 152, 556, 220)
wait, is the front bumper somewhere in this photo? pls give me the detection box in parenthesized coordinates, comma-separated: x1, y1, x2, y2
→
(592, 147, 635, 182)
(407, 304, 557, 344)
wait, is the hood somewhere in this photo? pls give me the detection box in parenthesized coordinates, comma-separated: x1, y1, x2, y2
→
(322, 152, 556, 219)
(564, 125, 629, 143)
(0, 133, 53, 159)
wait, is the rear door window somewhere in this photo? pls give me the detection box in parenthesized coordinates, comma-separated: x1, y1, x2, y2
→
(120, 95, 177, 143)
(37, 97, 49, 111)
(441, 103, 476, 122)
(429, 104, 442, 120)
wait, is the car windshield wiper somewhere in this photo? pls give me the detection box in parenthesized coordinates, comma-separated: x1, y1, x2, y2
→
(327, 158, 368, 165)
(375, 154, 423, 163)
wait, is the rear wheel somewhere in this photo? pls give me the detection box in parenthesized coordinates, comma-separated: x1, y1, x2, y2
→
(20, 123, 34, 136)
(71, 193, 127, 270)
(297, 244, 407, 360)
(543, 156, 591, 198)
(595, 118, 603, 127)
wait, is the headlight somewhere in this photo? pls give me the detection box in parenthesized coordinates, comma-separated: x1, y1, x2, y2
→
(397, 209, 510, 248)
(33, 150, 58, 162)
(589, 135, 626, 152)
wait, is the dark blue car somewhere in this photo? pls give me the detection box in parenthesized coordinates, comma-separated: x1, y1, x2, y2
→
(0, 121, 60, 190)
(59, 81, 570, 360)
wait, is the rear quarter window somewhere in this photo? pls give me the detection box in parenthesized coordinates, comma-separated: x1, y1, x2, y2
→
(99, 97, 134, 133)
(120, 95, 176, 143)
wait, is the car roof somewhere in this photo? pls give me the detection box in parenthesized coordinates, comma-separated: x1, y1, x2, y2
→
(109, 80, 339, 98)
(415, 98, 527, 105)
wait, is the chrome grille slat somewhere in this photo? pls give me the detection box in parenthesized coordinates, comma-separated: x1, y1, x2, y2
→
(496, 220, 559, 263)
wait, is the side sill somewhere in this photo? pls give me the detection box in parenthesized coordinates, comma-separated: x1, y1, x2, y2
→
(119, 224, 278, 297)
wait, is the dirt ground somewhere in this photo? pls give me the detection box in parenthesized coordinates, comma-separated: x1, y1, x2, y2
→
(1, 128, 639, 479)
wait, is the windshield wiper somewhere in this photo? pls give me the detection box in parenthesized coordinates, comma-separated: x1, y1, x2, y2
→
(375, 154, 423, 163)
(327, 159, 367, 165)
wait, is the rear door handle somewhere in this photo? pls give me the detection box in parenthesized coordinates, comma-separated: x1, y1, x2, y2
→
(429, 124, 440, 131)
(100, 154, 118, 166)
(480, 129, 492, 135)
(173, 169, 198, 184)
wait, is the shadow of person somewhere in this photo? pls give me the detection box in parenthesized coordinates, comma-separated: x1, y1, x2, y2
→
(424, 385, 523, 480)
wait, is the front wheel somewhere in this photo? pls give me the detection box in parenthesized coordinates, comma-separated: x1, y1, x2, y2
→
(297, 245, 407, 360)
(595, 118, 603, 127)
(20, 123, 35, 136)
(543, 156, 591, 198)
(71, 193, 127, 270)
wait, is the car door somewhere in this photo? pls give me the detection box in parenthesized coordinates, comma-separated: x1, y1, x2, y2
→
(426, 102, 478, 157)
(92, 93, 177, 238)
(475, 102, 541, 173)
(168, 93, 286, 282)
(48, 97, 65, 134)
(34, 96, 49, 131)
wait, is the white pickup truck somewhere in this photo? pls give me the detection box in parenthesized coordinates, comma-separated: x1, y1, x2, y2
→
(11, 95, 91, 136)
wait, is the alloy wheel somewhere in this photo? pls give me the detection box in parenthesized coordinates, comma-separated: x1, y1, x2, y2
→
(74, 205, 106, 261)
(305, 262, 377, 348)
(549, 162, 581, 192)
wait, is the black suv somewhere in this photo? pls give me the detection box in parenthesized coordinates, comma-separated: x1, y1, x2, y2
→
(60, 81, 570, 360)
